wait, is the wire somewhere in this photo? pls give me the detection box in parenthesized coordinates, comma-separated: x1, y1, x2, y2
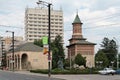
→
(83, 23, 120, 29)
(85, 10, 120, 23)
(64, 23, 120, 32)
(0, 25, 24, 29)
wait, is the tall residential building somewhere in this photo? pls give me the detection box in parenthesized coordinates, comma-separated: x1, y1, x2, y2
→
(25, 7, 64, 42)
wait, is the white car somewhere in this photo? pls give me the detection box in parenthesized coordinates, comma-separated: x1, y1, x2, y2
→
(98, 68, 116, 75)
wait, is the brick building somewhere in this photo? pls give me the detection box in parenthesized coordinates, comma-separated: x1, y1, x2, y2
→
(67, 13, 96, 67)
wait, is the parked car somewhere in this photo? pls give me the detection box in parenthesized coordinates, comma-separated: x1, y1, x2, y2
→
(98, 68, 116, 75)
(115, 69, 120, 74)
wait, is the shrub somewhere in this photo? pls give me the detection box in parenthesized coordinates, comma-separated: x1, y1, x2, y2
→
(30, 68, 99, 74)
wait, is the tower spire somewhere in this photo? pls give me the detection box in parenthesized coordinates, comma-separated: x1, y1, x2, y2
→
(72, 12, 83, 38)
(73, 12, 82, 24)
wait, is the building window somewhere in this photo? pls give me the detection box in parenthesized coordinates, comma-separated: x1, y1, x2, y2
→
(34, 14, 37, 16)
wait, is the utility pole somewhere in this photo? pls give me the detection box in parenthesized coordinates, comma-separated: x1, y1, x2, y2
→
(48, 3, 51, 77)
(12, 32, 14, 72)
(6, 31, 14, 72)
(36, 0, 52, 77)
(113, 37, 119, 69)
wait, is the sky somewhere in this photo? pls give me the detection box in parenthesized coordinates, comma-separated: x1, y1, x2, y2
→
(0, 0, 120, 53)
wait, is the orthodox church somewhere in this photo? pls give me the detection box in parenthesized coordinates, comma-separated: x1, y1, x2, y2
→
(67, 13, 96, 67)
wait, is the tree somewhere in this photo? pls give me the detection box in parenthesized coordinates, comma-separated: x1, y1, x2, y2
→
(100, 37, 117, 67)
(100, 37, 110, 51)
(33, 35, 65, 69)
(95, 50, 109, 68)
(74, 54, 86, 67)
(34, 39, 43, 47)
(51, 35, 65, 69)
(64, 58, 70, 68)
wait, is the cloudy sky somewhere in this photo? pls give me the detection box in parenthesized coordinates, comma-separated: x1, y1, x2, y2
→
(0, 0, 120, 52)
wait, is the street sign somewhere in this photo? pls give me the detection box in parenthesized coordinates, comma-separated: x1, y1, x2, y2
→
(42, 36, 48, 45)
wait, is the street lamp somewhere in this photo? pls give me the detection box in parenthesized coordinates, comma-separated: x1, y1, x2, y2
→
(96, 61, 99, 68)
(113, 37, 119, 69)
(6, 31, 14, 72)
(99, 61, 103, 68)
(111, 61, 114, 68)
(36, 0, 52, 77)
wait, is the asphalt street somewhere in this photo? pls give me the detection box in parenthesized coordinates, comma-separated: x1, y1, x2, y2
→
(0, 70, 64, 80)
(1, 70, 120, 80)
(53, 74, 120, 80)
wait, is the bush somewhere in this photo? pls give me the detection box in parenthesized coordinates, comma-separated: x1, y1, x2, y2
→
(30, 68, 99, 74)
(30, 69, 48, 74)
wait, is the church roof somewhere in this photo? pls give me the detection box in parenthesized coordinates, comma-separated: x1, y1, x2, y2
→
(13, 42, 43, 52)
(73, 14, 82, 24)
(67, 39, 96, 47)
(77, 40, 96, 45)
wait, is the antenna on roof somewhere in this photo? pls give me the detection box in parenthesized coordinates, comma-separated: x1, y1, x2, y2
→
(76, 9, 78, 15)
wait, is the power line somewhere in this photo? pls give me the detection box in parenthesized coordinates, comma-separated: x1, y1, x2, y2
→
(85, 15, 120, 24)
(1, 11, 120, 32)
(83, 23, 120, 29)
(64, 11, 120, 31)
(64, 23, 120, 32)
(84, 10, 120, 23)
(0, 25, 24, 29)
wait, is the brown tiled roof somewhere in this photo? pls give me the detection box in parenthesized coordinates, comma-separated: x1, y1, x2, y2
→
(67, 39, 96, 47)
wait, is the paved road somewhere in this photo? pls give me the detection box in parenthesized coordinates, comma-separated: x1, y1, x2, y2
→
(0, 70, 64, 80)
(1, 70, 120, 80)
(14, 71, 120, 80)
(53, 74, 120, 80)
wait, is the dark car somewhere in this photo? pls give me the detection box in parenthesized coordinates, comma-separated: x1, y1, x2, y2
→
(115, 69, 120, 74)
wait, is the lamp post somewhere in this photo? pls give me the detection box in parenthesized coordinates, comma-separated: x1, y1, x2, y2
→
(36, 0, 52, 77)
(99, 61, 103, 68)
(113, 37, 119, 69)
(111, 61, 114, 68)
(6, 31, 14, 72)
(96, 61, 99, 68)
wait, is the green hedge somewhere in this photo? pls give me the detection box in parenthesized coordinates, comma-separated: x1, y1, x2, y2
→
(30, 68, 99, 74)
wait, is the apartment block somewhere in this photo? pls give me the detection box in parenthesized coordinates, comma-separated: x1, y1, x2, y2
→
(25, 7, 64, 42)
